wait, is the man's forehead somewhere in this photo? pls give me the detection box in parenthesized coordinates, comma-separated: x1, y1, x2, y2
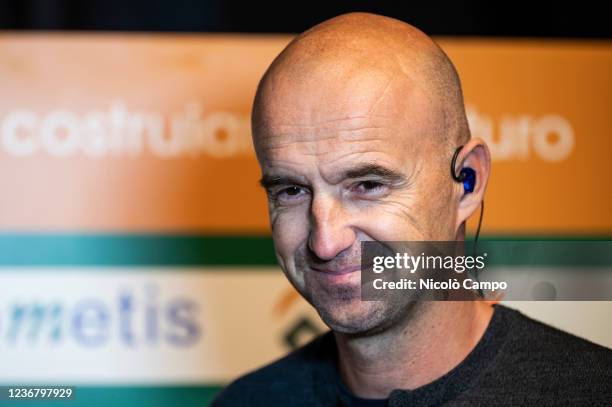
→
(254, 78, 430, 186)
(263, 64, 403, 119)
(253, 65, 430, 149)
(257, 115, 420, 186)
(258, 115, 388, 148)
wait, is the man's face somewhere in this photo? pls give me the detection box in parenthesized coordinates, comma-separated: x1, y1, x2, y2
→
(254, 63, 458, 334)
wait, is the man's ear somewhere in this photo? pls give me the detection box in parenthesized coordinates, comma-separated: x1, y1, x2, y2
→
(454, 138, 491, 232)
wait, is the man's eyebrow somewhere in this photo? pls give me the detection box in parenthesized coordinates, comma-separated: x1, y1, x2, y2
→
(259, 174, 305, 189)
(342, 164, 406, 183)
(259, 164, 406, 188)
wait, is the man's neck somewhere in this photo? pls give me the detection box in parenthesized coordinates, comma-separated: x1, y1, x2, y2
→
(334, 301, 495, 399)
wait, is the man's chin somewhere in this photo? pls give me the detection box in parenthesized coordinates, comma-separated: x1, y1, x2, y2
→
(314, 298, 387, 335)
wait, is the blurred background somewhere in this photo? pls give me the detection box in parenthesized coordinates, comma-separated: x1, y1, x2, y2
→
(0, 1, 610, 406)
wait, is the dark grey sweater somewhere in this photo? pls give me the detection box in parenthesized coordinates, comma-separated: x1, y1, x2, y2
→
(212, 305, 611, 406)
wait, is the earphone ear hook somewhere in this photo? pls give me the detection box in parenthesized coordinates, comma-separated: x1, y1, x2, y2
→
(451, 145, 466, 182)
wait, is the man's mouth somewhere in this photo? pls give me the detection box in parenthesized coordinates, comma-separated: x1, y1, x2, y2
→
(310, 264, 362, 275)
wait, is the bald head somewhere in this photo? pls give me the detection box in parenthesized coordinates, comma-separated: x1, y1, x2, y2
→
(252, 12, 470, 154)
(251, 13, 489, 334)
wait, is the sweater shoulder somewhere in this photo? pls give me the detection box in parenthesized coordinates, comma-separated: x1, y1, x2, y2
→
(501, 305, 611, 357)
(475, 305, 611, 398)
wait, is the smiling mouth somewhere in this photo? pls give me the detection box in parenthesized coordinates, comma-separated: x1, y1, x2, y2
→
(310, 264, 369, 275)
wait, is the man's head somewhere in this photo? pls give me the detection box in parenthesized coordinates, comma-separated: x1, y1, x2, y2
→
(252, 12, 490, 335)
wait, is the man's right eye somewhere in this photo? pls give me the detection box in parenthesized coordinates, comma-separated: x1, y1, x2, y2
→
(281, 186, 302, 196)
(270, 186, 309, 205)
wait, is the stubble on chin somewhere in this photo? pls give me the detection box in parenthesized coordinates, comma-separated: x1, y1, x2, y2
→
(307, 281, 387, 334)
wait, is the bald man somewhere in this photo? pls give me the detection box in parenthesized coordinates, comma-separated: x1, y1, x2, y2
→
(213, 12, 611, 407)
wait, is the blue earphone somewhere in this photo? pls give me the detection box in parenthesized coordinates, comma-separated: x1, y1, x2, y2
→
(451, 146, 476, 193)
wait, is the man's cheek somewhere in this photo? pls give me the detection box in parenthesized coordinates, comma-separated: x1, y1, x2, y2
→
(272, 212, 309, 256)
(360, 204, 421, 241)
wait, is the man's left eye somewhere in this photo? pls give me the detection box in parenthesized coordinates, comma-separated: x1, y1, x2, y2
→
(352, 180, 386, 195)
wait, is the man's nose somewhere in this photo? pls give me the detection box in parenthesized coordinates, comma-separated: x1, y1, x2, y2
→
(308, 194, 356, 261)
